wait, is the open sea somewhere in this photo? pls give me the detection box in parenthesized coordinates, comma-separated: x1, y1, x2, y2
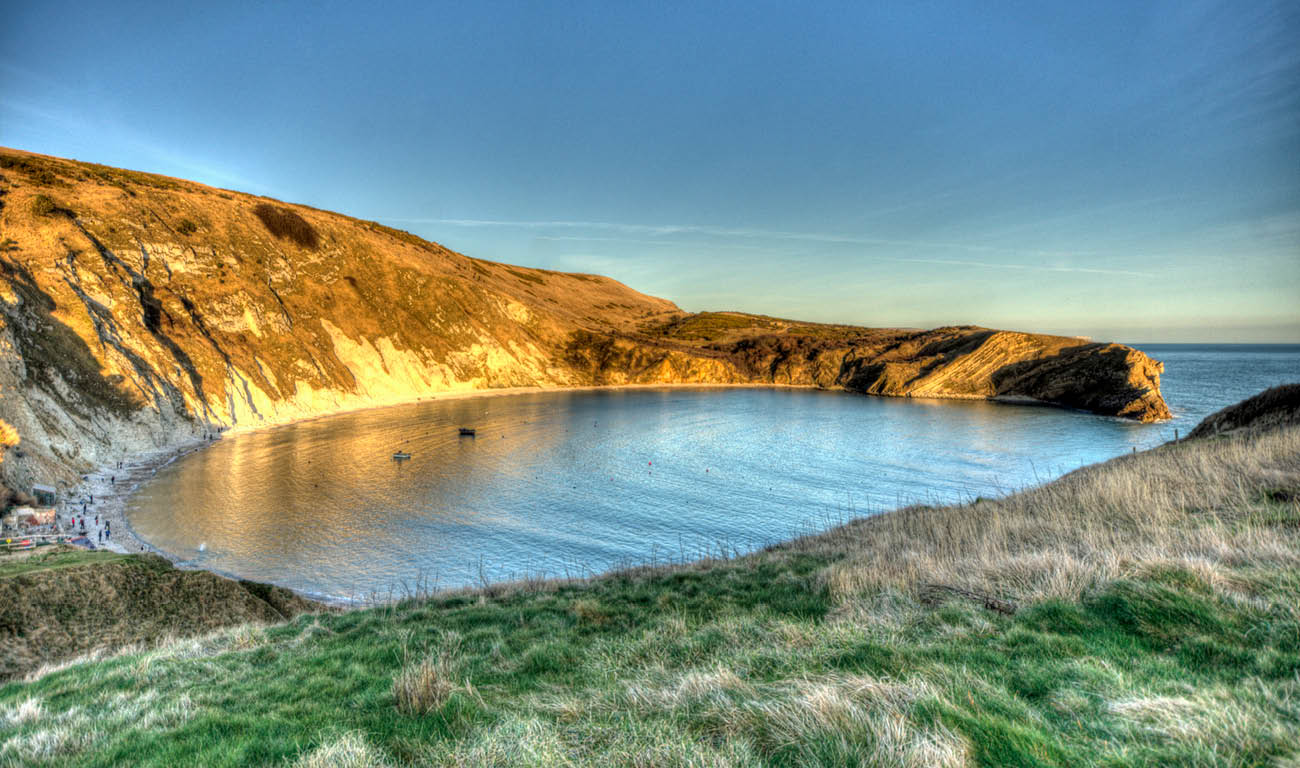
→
(125, 344, 1299, 600)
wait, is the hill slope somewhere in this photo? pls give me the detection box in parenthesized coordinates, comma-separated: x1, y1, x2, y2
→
(0, 148, 1169, 493)
(0, 392, 1292, 767)
(0, 549, 318, 681)
(1188, 382, 1300, 439)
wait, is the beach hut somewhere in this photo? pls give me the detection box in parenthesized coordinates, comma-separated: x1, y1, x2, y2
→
(32, 484, 57, 506)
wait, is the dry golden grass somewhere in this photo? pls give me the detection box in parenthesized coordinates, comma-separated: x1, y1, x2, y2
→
(293, 732, 394, 768)
(807, 426, 1300, 611)
(391, 632, 474, 717)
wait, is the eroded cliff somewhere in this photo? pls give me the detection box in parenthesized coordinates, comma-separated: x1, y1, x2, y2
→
(0, 148, 1169, 493)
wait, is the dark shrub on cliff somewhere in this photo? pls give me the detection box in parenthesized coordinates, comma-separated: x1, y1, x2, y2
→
(30, 195, 57, 217)
(252, 203, 319, 249)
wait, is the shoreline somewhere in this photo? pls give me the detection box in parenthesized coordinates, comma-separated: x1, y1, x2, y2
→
(61, 380, 1118, 600)
(63, 382, 821, 576)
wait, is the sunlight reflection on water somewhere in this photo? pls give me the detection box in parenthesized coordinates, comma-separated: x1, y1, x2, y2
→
(128, 344, 1299, 601)
(128, 387, 1167, 600)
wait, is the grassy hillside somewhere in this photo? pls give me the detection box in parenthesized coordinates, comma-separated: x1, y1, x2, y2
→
(0, 549, 318, 681)
(0, 419, 1295, 765)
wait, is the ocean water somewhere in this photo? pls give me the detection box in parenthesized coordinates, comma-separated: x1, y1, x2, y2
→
(126, 344, 1299, 600)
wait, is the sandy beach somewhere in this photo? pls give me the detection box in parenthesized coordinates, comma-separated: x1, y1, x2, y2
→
(61, 436, 214, 557)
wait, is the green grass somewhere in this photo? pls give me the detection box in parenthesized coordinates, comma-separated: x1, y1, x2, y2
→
(0, 550, 134, 579)
(28, 195, 57, 217)
(1, 554, 1296, 766)
(1, 430, 1297, 766)
(641, 311, 782, 341)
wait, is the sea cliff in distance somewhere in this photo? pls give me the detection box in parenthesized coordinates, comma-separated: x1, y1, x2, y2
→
(0, 148, 1168, 494)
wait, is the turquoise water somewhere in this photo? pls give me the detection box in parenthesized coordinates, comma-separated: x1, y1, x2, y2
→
(126, 344, 1299, 600)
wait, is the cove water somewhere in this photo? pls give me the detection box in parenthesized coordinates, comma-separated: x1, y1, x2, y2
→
(126, 344, 1299, 601)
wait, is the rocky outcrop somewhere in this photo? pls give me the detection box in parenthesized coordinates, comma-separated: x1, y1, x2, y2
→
(1188, 383, 1300, 439)
(0, 148, 1169, 493)
(566, 323, 1169, 421)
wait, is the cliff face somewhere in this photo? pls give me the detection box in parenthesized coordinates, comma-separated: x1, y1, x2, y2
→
(0, 148, 1169, 492)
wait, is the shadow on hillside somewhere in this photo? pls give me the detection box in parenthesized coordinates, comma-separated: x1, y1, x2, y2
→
(0, 255, 143, 419)
(990, 342, 1158, 412)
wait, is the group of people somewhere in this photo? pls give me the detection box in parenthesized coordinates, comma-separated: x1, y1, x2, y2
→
(65, 510, 112, 544)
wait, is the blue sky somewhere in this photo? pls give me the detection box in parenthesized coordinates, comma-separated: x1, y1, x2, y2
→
(4, 1, 1297, 342)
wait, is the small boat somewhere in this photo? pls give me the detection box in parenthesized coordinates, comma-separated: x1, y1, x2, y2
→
(392, 451, 412, 460)
(458, 427, 476, 436)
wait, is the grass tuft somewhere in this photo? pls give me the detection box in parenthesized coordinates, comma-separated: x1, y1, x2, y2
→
(292, 732, 394, 768)
(28, 195, 57, 217)
(391, 634, 472, 718)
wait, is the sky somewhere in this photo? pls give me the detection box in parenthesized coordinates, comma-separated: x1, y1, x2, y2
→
(3, 1, 1298, 342)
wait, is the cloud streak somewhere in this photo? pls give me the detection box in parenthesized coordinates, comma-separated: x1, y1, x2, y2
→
(383, 216, 1155, 277)
(881, 257, 1155, 278)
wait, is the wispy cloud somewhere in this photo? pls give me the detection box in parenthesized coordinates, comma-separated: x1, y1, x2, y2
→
(536, 235, 777, 251)
(383, 216, 1154, 276)
(408, 218, 698, 235)
(882, 257, 1155, 278)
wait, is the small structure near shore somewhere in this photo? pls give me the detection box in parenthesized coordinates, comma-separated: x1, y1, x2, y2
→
(7, 507, 56, 527)
(32, 484, 57, 506)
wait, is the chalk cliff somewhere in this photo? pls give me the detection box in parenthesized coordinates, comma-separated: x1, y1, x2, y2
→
(0, 148, 1169, 493)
